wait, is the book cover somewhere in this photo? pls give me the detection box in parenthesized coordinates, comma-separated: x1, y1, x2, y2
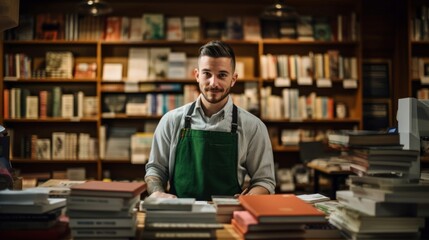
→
(243, 16, 261, 40)
(238, 194, 326, 223)
(127, 47, 149, 81)
(35, 14, 65, 40)
(328, 130, 400, 147)
(69, 214, 137, 228)
(183, 16, 200, 42)
(67, 194, 139, 212)
(225, 16, 243, 40)
(70, 180, 147, 198)
(129, 17, 143, 41)
(167, 52, 187, 79)
(52, 132, 66, 160)
(148, 47, 171, 79)
(104, 16, 121, 41)
(142, 13, 165, 40)
(166, 17, 183, 41)
(102, 63, 123, 81)
(74, 62, 97, 79)
(36, 138, 51, 160)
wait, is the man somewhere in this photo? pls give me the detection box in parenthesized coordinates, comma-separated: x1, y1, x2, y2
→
(144, 40, 276, 200)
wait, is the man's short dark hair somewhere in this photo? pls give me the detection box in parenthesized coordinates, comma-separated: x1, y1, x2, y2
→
(198, 40, 236, 71)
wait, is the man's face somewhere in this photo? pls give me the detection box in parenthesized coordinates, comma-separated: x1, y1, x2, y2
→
(195, 56, 237, 104)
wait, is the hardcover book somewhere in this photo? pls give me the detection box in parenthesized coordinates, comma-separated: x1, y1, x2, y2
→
(142, 13, 165, 40)
(70, 180, 147, 198)
(141, 197, 195, 211)
(238, 194, 326, 223)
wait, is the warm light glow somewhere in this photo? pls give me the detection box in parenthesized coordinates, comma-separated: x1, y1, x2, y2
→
(87, 0, 94, 5)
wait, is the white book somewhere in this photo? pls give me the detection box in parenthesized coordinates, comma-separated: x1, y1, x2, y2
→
(25, 95, 38, 118)
(129, 17, 142, 41)
(99, 125, 106, 160)
(71, 227, 136, 238)
(127, 48, 149, 81)
(76, 91, 84, 118)
(67, 195, 139, 212)
(52, 132, 66, 160)
(0, 198, 66, 214)
(61, 94, 74, 118)
(83, 96, 98, 117)
(167, 52, 187, 79)
(36, 138, 51, 160)
(102, 63, 123, 81)
(131, 132, 153, 164)
(183, 16, 200, 42)
(149, 47, 171, 79)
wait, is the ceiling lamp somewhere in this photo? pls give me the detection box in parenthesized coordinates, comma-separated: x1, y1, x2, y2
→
(261, 0, 298, 20)
(77, 0, 113, 16)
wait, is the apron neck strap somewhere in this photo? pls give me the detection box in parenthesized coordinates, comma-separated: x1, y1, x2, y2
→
(185, 101, 238, 133)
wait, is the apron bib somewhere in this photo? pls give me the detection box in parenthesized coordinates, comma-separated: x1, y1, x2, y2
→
(171, 102, 242, 200)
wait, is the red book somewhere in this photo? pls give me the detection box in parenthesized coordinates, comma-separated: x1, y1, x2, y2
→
(2, 221, 70, 240)
(70, 181, 147, 198)
(238, 194, 326, 223)
(3, 89, 9, 119)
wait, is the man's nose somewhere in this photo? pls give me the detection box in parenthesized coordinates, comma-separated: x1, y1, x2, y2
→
(209, 76, 219, 86)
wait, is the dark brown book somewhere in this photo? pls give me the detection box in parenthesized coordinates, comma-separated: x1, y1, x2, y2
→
(70, 180, 146, 198)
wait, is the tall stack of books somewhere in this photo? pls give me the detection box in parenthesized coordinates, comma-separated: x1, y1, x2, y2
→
(141, 197, 223, 239)
(327, 130, 429, 239)
(234, 194, 342, 239)
(66, 180, 146, 239)
(0, 188, 69, 240)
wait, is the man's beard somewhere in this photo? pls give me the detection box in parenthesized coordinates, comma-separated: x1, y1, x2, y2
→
(200, 85, 231, 104)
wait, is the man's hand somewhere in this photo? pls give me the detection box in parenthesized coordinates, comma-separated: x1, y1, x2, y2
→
(149, 191, 177, 198)
(233, 185, 269, 198)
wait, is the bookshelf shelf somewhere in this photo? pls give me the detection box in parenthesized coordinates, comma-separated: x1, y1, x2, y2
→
(3, 117, 99, 123)
(11, 159, 98, 164)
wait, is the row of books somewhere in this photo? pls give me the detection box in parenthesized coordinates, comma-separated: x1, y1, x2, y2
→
(260, 52, 358, 81)
(101, 87, 198, 117)
(18, 132, 98, 161)
(261, 87, 335, 120)
(413, 4, 429, 41)
(3, 88, 98, 119)
(5, 12, 358, 42)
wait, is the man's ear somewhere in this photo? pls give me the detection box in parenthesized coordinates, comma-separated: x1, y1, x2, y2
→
(194, 68, 199, 82)
(231, 72, 238, 87)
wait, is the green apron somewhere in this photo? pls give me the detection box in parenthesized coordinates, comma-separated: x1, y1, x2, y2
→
(171, 101, 242, 200)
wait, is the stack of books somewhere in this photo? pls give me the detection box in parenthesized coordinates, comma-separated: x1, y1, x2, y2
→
(0, 188, 69, 240)
(211, 196, 244, 223)
(66, 180, 146, 239)
(329, 175, 429, 239)
(140, 197, 223, 239)
(327, 130, 419, 176)
(234, 194, 342, 239)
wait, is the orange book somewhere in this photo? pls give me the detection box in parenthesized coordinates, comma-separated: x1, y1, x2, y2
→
(70, 181, 147, 198)
(238, 194, 326, 223)
(3, 89, 9, 119)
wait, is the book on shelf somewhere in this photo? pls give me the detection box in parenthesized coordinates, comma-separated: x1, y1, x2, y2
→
(52, 132, 66, 160)
(127, 47, 149, 81)
(238, 194, 327, 223)
(140, 229, 215, 239)
(297, 15, 314, 41)
(102, 63, 123, 81)
(0, 198, 66, 214)
(142, 13, 165, 40)
(69, 180, 147, 198)
(183, 16, 200, 42)
(120, 16, 130, 40)
(225, 16, 243, 40)
(36, 138, 51, 160)
(166, 17, 183, 41)
(204, 20, 225, 39)
(25, 95, 39, 119)
(144, 222, 223, 230)
(35, 13, 65, 40)
(74, 62, 97, 79)
(167, 52, 187, 79)
(141, 197, 195, 211)
(148, 47, 171, 79)
(243, 16, 261, 40)
(104, 16, 121, 41)
(328, 130, 400, 147)
(129, 17, 143, 41)
(45, 51, 74, 78)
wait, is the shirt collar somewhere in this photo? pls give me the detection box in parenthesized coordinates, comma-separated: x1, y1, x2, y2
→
(194, 94, 233, 118)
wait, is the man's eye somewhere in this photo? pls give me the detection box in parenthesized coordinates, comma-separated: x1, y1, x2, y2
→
(219, 73, 227, 79)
